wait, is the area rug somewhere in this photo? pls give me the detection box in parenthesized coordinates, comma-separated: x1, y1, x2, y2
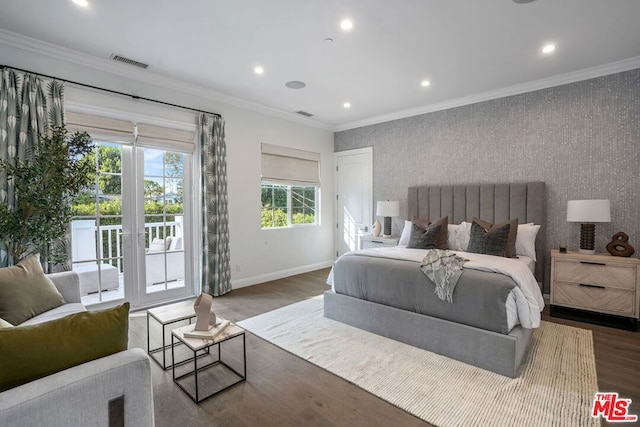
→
(237, 296, 599, 427)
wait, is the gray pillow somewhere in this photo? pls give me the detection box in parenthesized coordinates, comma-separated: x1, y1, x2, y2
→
(0, 254, 66, 325)
(407, 223, 442, 249)
(473, 217, 518, 258)
(467, 220, 511, 257)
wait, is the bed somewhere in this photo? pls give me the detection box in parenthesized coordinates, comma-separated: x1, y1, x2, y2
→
(324, 182, 546, 378)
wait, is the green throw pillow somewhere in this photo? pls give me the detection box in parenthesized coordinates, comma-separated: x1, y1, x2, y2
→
(0, 302, 129, 392)
(0, 254, 66, 325)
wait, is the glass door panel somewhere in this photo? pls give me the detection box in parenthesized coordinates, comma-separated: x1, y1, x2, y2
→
(72, 142, 126, 306)
(138, 148, 190, 304)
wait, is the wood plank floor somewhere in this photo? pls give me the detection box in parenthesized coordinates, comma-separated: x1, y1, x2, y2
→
(129, 268, 640, 427)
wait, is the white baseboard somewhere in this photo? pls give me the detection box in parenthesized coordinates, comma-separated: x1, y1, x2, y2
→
(231, 260, 333, 289)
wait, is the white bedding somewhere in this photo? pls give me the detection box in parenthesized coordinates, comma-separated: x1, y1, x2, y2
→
(328, 247, 544, 330)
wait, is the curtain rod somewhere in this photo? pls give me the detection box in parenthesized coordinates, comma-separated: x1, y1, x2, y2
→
(1, 64, 221, 119)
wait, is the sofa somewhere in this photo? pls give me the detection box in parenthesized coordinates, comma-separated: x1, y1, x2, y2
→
(0, 271, 155, 427)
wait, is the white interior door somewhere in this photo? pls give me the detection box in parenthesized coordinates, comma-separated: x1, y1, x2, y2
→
(335, 147, 373, 257)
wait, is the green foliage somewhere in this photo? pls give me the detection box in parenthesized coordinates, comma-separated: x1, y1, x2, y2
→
(72, 199, 184, 225)
(261, 208, 288, 228)
(0, 126, 94, 263)
(144, 180, 163, 201)
(292, 213, 315, 224)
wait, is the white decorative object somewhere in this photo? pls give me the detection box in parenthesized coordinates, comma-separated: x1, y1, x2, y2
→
(372, 219, 382, 237)
(193, 293, 217, 331)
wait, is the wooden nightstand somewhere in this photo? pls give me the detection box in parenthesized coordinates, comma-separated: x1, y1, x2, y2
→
(359, 235, 399, 249)
(550, 249, 640, 330)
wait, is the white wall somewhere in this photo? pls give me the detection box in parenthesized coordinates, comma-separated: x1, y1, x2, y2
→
(0, 42, 335, 290)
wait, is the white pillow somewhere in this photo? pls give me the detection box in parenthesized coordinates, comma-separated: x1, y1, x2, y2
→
(398, 220, 412, 246)
(447, 224, 459, 250)
(148, 238, 167, 252)
(516, 224, 540, 261)
(453, 222, 471, 251)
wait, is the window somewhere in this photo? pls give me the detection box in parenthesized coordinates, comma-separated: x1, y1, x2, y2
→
(261, 183, 317, 228)
(260, 143, 320, 229)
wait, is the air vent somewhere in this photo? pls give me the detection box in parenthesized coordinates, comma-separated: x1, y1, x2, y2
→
(295, 110, 314, 117)
(110, 54, 149, 69)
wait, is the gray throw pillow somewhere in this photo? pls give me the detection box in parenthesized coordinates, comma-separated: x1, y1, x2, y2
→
(473, 217, 518, 258)
(467, 220, 511, 257)
(407, 223, 442, 249)
(0, 254, 66, 325)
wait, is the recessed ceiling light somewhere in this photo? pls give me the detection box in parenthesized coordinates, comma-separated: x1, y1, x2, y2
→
(343, 102, 351, 109)
(254, 66, 264, 75)
(421, 80, 431, 88)
(542, 44, 556, 54)
(340, 19, 354, 31)
(72, 0, 88, 6)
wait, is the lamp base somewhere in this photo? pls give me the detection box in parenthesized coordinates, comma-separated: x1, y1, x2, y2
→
(383, 216, 392, 237)
(579, 223, 596, 254)
(578, 248, 596, 255)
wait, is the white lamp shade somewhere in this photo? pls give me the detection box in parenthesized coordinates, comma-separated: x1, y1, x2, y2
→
(566, 199, 611, 222)
(376, 201, 399, 217)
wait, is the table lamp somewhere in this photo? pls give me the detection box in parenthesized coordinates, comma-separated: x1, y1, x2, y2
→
(376, 201, 399, 237)
(566, 199, 611, 255)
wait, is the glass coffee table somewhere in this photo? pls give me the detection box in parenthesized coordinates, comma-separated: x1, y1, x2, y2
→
(171, 319, 246, 403)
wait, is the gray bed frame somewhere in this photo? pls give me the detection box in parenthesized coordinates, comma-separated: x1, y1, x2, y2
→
(324, 182, 546, 378)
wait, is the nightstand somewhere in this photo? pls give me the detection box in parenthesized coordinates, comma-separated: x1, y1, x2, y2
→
(359, 235, 399, 249)
(550, 249, 640, 330)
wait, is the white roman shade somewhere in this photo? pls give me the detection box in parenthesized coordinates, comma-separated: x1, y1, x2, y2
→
(136, 123, 195, 153)
(66, 111, 134, 141)
(261, 143, 321, 186)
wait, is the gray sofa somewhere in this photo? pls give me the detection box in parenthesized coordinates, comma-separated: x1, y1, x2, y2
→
(0, 271, 155, 427)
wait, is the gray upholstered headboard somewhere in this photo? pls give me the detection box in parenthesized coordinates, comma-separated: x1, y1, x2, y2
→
(408, 182, 546, 282)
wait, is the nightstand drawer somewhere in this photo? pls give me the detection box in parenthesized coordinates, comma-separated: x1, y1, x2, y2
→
(554, 260, 635, 290)
(360, 235, 399, 249)
(553, 281, 635, 316)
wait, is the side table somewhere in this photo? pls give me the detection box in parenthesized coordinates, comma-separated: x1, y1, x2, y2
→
(147, 302, 196, 369)
(172, 320, 246, 403)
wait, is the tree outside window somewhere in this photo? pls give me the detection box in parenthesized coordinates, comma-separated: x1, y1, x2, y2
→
(261, 183, 317, 228)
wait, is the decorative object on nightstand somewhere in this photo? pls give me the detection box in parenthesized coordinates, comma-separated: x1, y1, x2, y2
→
(566, 199, 611, 255)
(372, 219, 382, 237)
(606, 232, 635, 257)
(376, 201, 399, 237)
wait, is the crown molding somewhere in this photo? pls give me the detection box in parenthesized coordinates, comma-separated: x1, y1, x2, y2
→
(0, 29, 333, 132)
(334, 56, 640, 132)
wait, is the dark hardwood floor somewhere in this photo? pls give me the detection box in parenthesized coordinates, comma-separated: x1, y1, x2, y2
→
(130, 268, 640, 427)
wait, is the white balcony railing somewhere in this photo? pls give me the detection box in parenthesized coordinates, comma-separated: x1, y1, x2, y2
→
(71, 217, 183, 273)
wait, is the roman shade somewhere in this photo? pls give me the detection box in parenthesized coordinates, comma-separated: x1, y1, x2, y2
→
(261, 143, 320, 186)
(66, 112, 195, 152)
(66, 111, 134, 141)
(136, 123, 195, 153)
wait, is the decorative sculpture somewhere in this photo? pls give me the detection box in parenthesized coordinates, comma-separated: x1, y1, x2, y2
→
(372, 219, 382, 237)
(606, 232, 635, 257)
(193, 293, 217, 331)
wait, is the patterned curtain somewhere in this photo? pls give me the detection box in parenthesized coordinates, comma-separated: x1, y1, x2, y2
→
(0, 68, 65, 268)
(198, 113, 231, 296)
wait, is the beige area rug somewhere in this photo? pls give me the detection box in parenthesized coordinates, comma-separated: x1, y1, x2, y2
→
(237, 296, 599, 427)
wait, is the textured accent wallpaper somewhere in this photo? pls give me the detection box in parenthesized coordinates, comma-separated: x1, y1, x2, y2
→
(335, 69, 640, 293)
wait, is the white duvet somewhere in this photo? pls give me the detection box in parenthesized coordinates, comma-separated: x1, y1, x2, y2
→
(328, 247, 545, 330)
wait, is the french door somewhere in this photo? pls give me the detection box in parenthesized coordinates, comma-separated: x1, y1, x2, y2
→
(72, 139, 193, 308)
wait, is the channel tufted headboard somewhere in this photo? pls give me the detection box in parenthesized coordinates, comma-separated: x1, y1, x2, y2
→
(408, 182, 546, 282)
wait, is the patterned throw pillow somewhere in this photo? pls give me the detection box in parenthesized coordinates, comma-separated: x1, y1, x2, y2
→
(472, 217, 519, 258)
(407, 223, 442, 249)
(411, 215, 449, 249)
(467, 220, 511, 257)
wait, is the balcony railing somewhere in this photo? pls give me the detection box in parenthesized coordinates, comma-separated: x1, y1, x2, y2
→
(71, 217, 183, 273)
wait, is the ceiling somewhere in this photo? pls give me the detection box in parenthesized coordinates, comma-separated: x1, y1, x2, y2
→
(1, 0, 640, 130)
